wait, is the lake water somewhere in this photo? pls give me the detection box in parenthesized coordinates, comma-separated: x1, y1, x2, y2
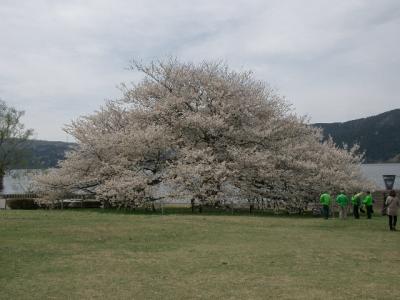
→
(1, 170, 44, 194)
(2, 164, 400, 194)
(360, 163, 400, 190)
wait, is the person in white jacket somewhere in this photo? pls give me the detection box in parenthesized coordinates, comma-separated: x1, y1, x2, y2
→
(385, 190, 399, 231)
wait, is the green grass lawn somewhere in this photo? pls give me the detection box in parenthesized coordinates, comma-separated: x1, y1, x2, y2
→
(1, 210, 399, 299)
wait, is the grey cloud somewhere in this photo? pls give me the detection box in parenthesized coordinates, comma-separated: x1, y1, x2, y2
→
(1, 0, 399, 140)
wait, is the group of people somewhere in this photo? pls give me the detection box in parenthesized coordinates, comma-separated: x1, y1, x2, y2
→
(319, 191, 373, 220)
(319, 190, 399, 231)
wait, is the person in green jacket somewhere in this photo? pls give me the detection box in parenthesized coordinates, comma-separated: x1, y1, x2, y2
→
(320, 192, 331, 219)
(336, 191, 349, 219)
(351, 192, 363, 219)
(363, 191, 373, 219)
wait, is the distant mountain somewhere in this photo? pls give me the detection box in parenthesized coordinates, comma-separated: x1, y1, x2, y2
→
(314, 109, 400, 163)
(12, 140, 76, 169)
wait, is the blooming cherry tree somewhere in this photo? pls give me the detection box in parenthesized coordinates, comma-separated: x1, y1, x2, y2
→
(36, 59, 373, 211)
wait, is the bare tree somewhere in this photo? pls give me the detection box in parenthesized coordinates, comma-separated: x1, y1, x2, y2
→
(0, 100, 33, 190)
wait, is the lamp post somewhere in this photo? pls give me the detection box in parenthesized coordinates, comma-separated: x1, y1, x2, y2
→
(383, 175, 396, 190)
(382, 175, 396, 216)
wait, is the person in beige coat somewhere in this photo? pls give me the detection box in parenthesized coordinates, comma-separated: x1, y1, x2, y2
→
(385, 190, 399, 231)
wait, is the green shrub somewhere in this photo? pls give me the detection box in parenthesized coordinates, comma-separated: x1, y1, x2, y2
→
(7, 199, 38, 209)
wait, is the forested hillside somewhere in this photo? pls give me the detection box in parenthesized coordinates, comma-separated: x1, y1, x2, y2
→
(12, 140, 76, 169)
(314, 109, 400, 163)
(10, 109, 400, 169)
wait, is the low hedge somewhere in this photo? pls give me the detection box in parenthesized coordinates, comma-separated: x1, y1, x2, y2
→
(64, 200, 101, 208)
(6, 199, 38, 210)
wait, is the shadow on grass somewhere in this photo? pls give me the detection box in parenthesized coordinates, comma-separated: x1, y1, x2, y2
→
(65, 207, 322, 219)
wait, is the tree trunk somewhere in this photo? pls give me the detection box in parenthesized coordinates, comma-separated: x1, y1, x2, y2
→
(191, 198, 195, 213)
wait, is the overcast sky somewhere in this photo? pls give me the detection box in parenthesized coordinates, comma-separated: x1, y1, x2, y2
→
(1, 0, 399, 141)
